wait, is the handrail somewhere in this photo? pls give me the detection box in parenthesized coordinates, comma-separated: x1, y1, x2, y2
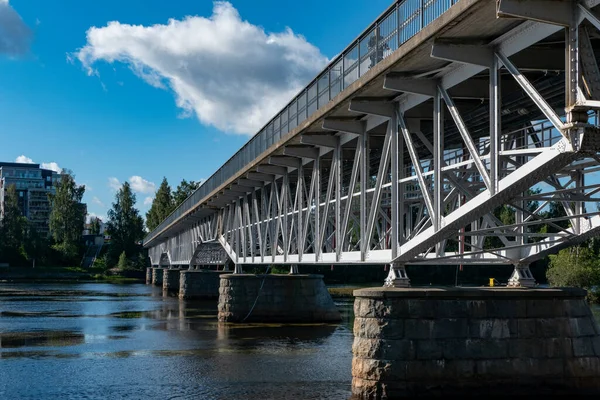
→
(144, 0, 460, 246)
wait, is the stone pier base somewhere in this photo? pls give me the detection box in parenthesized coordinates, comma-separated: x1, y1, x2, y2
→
(352, 287, 600, 399)
(151, 267, 165, 286)
(145, 267, 153, 284)
(218, 274, 341, 323)
(179, 270, 225, 299)
(163, 269, 181, 293)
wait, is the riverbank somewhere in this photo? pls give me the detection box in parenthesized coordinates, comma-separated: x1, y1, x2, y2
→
(0, 266, 143, 284)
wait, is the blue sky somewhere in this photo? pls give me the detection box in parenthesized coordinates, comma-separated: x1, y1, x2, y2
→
(0, 0, 391, 222)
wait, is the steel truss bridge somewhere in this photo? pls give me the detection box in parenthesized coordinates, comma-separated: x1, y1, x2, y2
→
(144, 0, 600, 286)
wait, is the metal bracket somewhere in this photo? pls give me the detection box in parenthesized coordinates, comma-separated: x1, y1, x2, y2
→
(384, 263, 411, 288)
(349, 99, 395, 117)
(431, 42, 494, 68)
(384, 74, 437, 96)
(322, 118, 366, 135)
(507, 264, 536, 288)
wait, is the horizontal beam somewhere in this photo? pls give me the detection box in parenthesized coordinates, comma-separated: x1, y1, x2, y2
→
(322, 118, 366, 135)
(301, 133, 339, 148)
(256, 165, 287, 176)
(349, 99, 394, 117)
(384, 75, 437, 96)
(268, 156, 299, 168)
(283, 146, 319, 159)
(497, 0, 572, 26)
(431, 42, 493, 68)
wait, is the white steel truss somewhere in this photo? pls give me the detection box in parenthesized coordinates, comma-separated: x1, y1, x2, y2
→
(147, 0, 600, 286)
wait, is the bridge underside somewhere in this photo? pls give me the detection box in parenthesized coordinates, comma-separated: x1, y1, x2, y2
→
(146, 0, 600, 272)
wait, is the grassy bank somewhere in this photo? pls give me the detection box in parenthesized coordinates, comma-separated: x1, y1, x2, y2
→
(0, 266, 144, 284)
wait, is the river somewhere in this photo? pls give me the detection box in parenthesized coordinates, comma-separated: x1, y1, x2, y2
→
(0, 283, 598, 399)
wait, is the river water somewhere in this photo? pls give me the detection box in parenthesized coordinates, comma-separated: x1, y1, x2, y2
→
(0, 283, 354, 399)
(0, 283, 599, 400)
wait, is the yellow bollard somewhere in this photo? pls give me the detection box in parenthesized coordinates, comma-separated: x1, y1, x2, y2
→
(489, 278, 495, 287)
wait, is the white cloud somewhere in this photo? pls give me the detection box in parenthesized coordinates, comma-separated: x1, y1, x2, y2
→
(108, 177, 121, 191)
(73, 1, 328, 135)
(143, 196, 154, 206)
(40, 162, 62, 173)
(86, 212, 106, 223)
(92, 196, 105, 207)
(129, 175, 156, 194)
(15, 156, 62, 173)
(0, 0, 32, 57)
(15, 155, 34, 163)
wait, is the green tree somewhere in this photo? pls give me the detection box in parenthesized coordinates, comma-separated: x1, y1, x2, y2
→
(49, 170, 86, 262)
(0, 184, 27, 265)
(547, 246, 600, 302)
(90, 217, 101, 235)
(172, 179, 201, 208)
(23, 223, 47, 267)
(107, 182, 145, 265)
(145, 177, 173, 232)
(117, 251, 129, 270)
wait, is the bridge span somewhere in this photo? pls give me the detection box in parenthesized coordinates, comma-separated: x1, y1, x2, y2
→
(144, 0, 600, 286)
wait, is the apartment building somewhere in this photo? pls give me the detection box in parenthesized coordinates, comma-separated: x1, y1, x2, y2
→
(0, 162, 61, 236)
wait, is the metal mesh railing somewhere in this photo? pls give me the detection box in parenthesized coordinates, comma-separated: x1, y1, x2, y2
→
(144, 0, 460, 245)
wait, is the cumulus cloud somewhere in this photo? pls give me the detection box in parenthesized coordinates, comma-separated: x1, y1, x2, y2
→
(72, 1, 328, 134)
(92, 196, 105, 207)
(129, 176, 156, 194)
(15, 155, 62, 173)
(0, 0, 32, 57)
(143, 196, 154, 206)
(40, 162, 62, 173)
(87, 212, 106, 223)
(15, 155, 34, 163)
(108, 177, 121, 191)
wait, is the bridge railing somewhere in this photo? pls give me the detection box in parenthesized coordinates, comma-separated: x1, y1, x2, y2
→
(144, 0, 461, 246)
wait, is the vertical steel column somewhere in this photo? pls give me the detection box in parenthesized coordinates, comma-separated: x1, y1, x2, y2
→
(566, 6, 580, 118)
(314, 155, 321, 260)
(360, 130, 368, 261)
(282, 170, 289, 263)
(490, 55, 500, 195)
(574, 170, 584, 234)
(391, 108, 399, 259)
(433, 88, 443, 238)
(297, 160, 304, 261)
(271, 179, 278, 262)
(335, 139, 342, 261)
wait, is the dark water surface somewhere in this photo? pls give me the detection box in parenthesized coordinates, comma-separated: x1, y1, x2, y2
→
(0, 283, 354, 399)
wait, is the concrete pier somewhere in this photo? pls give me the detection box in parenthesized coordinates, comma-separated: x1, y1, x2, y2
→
(218, 274, 341, 323)
(163, 269, 181, 293)
(351, 287, 600, 399)
(145, 267, 152, 284)
(151, 267, 165, 286)
(179, 270, 225, 299)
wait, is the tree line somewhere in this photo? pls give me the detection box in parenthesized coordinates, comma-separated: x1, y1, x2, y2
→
(145, 178, 201, 231)
(0, 170, 147, 269)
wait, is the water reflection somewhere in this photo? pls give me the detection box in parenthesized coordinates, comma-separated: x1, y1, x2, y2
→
(0, 283, 353, 400)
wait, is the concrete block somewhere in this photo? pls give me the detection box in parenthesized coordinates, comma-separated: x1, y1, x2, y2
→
(442, 339, 469, 360)
(569, 317, 597, 337)
(404, 319, 434, 339)
(544, 337, 573, 358)
(433, 318, 468, 339)
(508, 338, 542, 358)
(565, 357, 600, 377)
(465, 300, 487, 318)
(573, 337, 596, 357)
(527, 299, 563, 318)
(352, 337, 416, 361)
(536, 317, 571, 338)
(437, 300, 469, 318)
(466, 339, 508, 359)
(407, 300, 437, 319)
(475, 359, 513, 378)
(517, 319, 536, 338)
(487, 300, 525, 318)
(564, 299, 592, 317)
(354, 317, 404, 340)
(470, 319, 510, 339)
(416, 340, 443, 360)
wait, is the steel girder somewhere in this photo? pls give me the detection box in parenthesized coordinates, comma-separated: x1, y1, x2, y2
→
(147, 0, 600, 274)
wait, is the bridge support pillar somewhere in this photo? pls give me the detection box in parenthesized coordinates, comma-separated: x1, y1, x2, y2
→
(218, 274, 341, 323)
(383, 263, 410, 288)
(163, 268, 180, 294)
(233, 263, 243, 274)
(507, 264, 536, 288)
(352, 287, 600, 398)
(289, 264, 299, 275)
(151, 267, 165, 286)
(179, 270, 226, 299)
(145, 267, 153, 284)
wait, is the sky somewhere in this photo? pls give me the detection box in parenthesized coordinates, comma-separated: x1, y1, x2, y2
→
(0, 0, 392, 222)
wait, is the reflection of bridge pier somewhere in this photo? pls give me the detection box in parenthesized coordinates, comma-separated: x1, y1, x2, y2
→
(143, 0, 600, 394)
